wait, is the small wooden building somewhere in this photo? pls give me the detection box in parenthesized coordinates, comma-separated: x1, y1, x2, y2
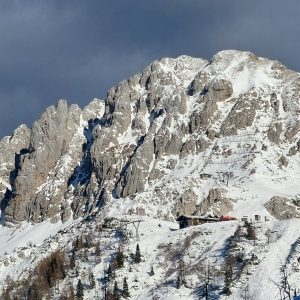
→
(176, 215, 219, 229)
(254, 214, 261, 222)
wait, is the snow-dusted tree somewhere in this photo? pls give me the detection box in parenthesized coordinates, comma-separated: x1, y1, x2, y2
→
(241, 285, 250, 300)
(107, 264, 112, 282)
(76, 279, 84, 300)
(67, 283, 75, 300)
(196, 263, 219, 299)
(176, 274, 181, 289)
(234, 224, 242, 242)
(224, 172, 234, 186)
(3, 289, 12, 300)
(94, 241, 101, 259)
(74, 236, 83, 251)
(217, 171, 234, 186)
(176, 259, 186, 289)
(246, 222, 256, 244)
(122, 277, 130, 298)
(134, 244, 141, 263)
(223, 255, 235, 296)
(116, 245, 124, 268)
(84, 235, 91, 248)
(89, 271, 96, 289)
(265, 229, 272, 244)
(202, 265, 212, 300)
(27, 284, 40, 300)
(272, 264, 292, 300)
(70, 249, 76, 269)
(113, 281, 120, 300)
(150, 266, 155, 276)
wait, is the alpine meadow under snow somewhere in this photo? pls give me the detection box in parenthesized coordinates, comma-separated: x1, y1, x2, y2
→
(0, 50, 300, 299)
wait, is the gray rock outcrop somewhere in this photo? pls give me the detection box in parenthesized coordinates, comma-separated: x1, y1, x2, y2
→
(265, 196, 300, 220)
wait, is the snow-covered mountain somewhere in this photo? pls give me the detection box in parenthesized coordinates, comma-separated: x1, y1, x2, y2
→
(0, 50, 300, 299)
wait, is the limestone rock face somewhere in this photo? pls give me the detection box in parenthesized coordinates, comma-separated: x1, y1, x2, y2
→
(265, 196, 300, 220)
(221, 92, 261, 136)
(3, 100, 100, 223)
(0, 125, 31, 200)
(205, 78, 233, 102)
(196, 188, 233, 216)
(1, 50, 300, 224)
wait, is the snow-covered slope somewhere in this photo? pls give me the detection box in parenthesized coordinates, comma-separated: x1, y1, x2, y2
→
(0, 50, 300, 299)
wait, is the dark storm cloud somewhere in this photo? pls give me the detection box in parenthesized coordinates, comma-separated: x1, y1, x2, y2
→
(0, 0, 299, 136)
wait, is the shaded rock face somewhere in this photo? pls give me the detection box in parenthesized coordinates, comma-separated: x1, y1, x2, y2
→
(195, 188, 233, 216)
(2, 100, 105, 224)
(0, 125, 31, 202)
(205, 78, 233, 103)
(265, 196, 300, 220)
(1, 50, 300, 224)
(3, 100, 82, 223)
(220, 91, 261, 136)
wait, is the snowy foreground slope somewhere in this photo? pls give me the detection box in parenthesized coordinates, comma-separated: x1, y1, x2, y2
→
(1, 213, 300, 299)
(0, 50, 300, 299)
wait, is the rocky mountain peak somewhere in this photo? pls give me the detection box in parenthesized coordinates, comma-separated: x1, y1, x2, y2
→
(0, 50, 299, 226)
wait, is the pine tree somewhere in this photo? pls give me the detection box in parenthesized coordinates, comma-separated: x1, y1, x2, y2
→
(116, 246, 124, 268)
(3, 289, 12, 300)
(27, 284, 41, 300)
(89, 271, 96, 289)
(223, 268, 232, 296)
(94, 241, 101, 259)
(107, 264, 112, 281)
(150, 266, 155, 276)
(134, 244, 141, 263)
(176, 274, 181, 289)
(113, 281, 120, 300)
(234, 224, 242, 242)
(68, 284, 75, 300)
(76, 279, 84, 300)
(84, 235, 91, 248)
(175, 259, 186, 289)
(74, 236, 82, 251)
(246, 222, 256, 245)
(122, 277, 130, 298)
(70, 249, 76, 269)
(223, 255, 234, 296)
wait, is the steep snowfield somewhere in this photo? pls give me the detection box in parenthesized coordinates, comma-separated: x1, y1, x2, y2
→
(1, 214, 300, 299)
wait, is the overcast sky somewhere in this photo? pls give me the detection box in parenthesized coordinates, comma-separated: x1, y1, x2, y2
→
(0, 0, 300, 137)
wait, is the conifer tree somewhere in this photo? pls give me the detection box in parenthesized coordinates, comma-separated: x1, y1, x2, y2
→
(246, 222, 256, 245)
(94, 241, 101, 259)
(176, 259, 186, 289)
(27, 284, 40, 300)
(68, 284, 75, 300)
(122, 277, 130, 298)
(223, 255, 234, 296)
(134, 244, 141, 263)
(234, 224, 242, 242)
(76, 279, 84, 300)
(70, 249, 76, 269)
(116, 246, 124, 268)
(176, 274, 181, 289)
(150, 266, 155, 276)
(89, 271, 96, 289)
(3, 289, 12, 300)
(107, 264, 112, 281)
(113, 281, 120, 300)
(74, 236, 82, 251)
